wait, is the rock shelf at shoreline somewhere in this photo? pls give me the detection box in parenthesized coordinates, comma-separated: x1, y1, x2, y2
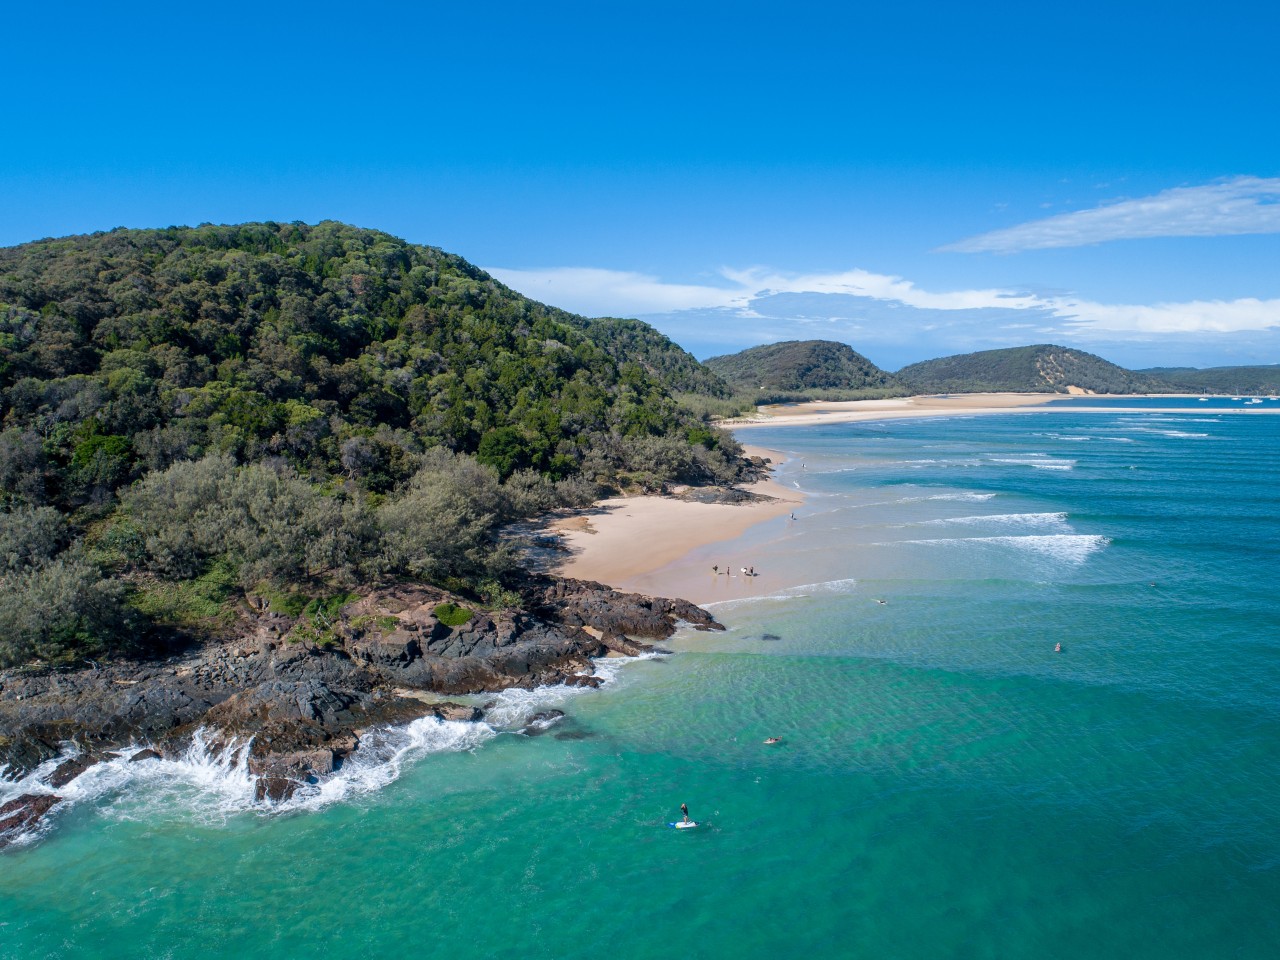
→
(0, 575, 722, 844)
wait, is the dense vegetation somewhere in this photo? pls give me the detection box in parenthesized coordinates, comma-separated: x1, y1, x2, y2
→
(897, 345, 1171, 395)
(1138, 366, 1280, 395)
(0, 222, 746, 667)
(703, 340, 909, 402)
(570, 317, 735, 399)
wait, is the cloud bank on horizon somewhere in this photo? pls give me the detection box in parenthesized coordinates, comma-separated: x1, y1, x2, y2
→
(942, 176, 1280, 253)
(488, 262, 1280, 369)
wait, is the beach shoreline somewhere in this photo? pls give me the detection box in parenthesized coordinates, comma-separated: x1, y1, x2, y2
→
(732, 392, 1279, 428)
(551, 392, 1280, 601)
(547, 442, 802, 601)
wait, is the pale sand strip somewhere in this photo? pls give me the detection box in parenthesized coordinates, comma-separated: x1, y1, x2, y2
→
(734, 392, 1280, 428)
(550, 444, 801, 590)
(553, 394, 1280, 601)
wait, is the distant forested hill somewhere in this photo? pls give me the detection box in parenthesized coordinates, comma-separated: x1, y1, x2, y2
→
(898, 345, 1170, 394)
(1138, 366, 1280, 395)
(703, 340, 908, 401)
(0, 222, 745, 667)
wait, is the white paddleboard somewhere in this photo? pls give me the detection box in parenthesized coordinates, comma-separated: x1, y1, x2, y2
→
(669, 821, 699, 829)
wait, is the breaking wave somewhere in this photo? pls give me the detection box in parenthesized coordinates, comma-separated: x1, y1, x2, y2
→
(988, 457, 1076, 471)
(892, 533, 1110, 565)
(703, 578, 860, 610)
(921, 512, 1069, 528)
(898, 492, 998, 503)
(0, 655, 658, 843)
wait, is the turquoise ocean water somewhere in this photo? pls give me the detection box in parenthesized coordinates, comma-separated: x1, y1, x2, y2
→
(3, 401, 1279, 959)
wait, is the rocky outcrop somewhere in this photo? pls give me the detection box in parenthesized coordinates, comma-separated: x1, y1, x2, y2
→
(519, 709, 565, 735)
(0, 794, 61, 848)
(0, 575, 719, 840)
(518, 575, 723, 639)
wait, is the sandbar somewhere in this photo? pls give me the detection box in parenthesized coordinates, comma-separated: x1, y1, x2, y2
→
(732, 392, 1279, 428)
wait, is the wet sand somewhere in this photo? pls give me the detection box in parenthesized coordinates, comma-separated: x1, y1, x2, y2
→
(549, 444, 801, 598)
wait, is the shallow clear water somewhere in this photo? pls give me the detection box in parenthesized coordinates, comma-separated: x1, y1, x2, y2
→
(3, 404, 1278, 959)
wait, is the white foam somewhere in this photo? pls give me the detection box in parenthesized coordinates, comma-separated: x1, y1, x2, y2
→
(1, 655, 657, 839)
(703, 577, 860, 610)
(921, 511, 1069, 528)
(895, 533, 1110, 565)
(1122, 426, 1209, 438)
(988, 457, 1076, 470)
(1115, 416, 1221, 423)
(480, 653, 657, 728)
(898, 492, 997, 503)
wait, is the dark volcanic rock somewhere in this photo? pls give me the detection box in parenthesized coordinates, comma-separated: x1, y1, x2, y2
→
(255, 776, 298, 803)
(520, 709, 565, 735)
(0, 793, 61, 848)
(48, 753, 101, 788)
(129, 748, 162, 763)
(599, 633, 654, 657)
(519, 575, 724, 638)
(0, 575, 721, 837)
(431, 702, 483, 723)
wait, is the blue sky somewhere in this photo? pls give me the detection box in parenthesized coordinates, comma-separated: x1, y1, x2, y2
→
(5, 1, 1279, 370)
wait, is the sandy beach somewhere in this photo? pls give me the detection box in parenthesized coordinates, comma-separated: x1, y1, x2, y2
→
(549, 443, 802, 599)
(553, 393, 1279, 602)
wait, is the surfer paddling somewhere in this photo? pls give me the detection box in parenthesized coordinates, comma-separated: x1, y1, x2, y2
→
(763, 737, 781, 745)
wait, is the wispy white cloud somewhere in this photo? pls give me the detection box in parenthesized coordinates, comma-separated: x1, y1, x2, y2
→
(1051, 296, 1280, 335)
(942, 176, 1280, 253)
(489, 261, 1280, 341)
(718, 267, 1043, 311)
(488, 264, 1042, 316)
(485, 267, 743, 316)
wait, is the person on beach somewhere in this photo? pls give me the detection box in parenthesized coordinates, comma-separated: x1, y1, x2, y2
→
(680, 803, 690, 823)
(748, 566, 755, 577)
(712, 565, 718, 574)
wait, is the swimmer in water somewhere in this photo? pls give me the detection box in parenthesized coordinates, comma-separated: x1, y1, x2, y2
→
(1054, 642, 1062, 653)
(763, 737, 781, 745)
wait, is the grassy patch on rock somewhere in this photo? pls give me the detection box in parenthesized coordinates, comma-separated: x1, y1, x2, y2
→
(433, 602, 473, 627)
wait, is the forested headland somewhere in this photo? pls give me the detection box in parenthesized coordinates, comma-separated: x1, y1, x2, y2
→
(703, 339, 910, 402)
(0, 222, 746, 668)
(896, 345, 1173, 395)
